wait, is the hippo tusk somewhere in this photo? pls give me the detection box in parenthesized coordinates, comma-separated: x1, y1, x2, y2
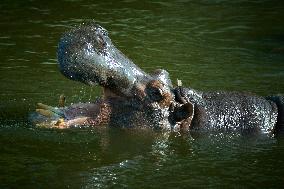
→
(36, 109, 54, 118)
(58, 94, 65, 107)
(37, 103, 64, 117)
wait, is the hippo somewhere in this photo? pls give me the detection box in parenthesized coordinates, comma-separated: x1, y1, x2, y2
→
(30, 21, 284, 136)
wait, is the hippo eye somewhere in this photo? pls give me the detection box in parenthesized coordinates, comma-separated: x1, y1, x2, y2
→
(146, 86, 163, 102)
(145, 80, 165, 102)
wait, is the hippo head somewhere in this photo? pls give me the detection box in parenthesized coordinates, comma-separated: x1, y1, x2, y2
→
(56, 21, 193, 130)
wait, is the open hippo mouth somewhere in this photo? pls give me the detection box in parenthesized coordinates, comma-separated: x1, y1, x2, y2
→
(32, 21, 193, 130)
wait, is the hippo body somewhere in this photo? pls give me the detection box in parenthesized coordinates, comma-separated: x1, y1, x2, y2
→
(174, 87, 279, 134)
(30, 21, 284, 136)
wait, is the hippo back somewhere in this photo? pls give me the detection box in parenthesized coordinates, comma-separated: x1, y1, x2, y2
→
(180, 88, 278, 134)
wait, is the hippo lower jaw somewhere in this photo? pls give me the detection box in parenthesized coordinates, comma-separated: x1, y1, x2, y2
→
(32, 91, 129, 129)
(32, 87, 179, 130)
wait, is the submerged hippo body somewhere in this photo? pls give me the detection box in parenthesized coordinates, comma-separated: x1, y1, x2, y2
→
(174, 87, 283, 134)
(30, 21, 284, 135)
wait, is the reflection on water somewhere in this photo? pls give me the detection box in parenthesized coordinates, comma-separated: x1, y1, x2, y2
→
(2, 124, 283, 188)
(82, 132, 283, 188)
(0, 0, 284, 188)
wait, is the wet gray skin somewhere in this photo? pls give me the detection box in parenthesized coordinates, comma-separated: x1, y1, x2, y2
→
(32, 21, 283, 135)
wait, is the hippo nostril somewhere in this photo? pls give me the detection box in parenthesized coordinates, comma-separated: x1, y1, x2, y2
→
(97, 36, 107, 52)
(101, 30, 108, 36)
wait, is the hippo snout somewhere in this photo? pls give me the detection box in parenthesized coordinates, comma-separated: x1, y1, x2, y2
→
(57, 21, 149, 97)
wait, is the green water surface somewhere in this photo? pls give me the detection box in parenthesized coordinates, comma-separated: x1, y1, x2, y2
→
(0, 0, 284, 188)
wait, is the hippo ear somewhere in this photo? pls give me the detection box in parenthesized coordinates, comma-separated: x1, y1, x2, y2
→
(173, 102, 194, 122)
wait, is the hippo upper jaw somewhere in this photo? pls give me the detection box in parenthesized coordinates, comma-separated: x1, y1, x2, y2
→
(57, 21, 150, 98)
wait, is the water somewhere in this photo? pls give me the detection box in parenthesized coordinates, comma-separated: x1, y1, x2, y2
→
(0, 0, 284, 188)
